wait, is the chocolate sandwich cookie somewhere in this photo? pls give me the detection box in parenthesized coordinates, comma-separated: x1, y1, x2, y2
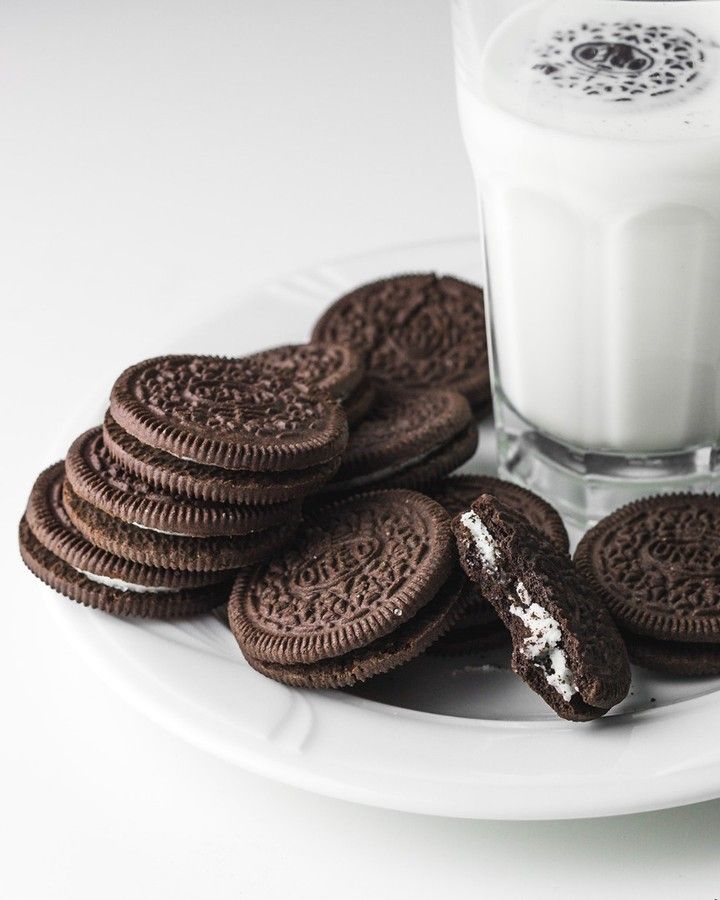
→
(244, 571, 465, 688)
(575, 494, 720, 676)
(453, 495, 631, 720)
(110, 354, 348, 472)
(66, 427, 302, 536)
(427, 476, 569, 554)
(62, 479, 297, 572)
(312, 273, 490, 406)
(247, 342, 375, 426)
(229, 490, 463, 688)
(103, 413, 340, 505)
(327, 390, 477, 494)
(247, 341, 363, 402)
(426, 476, 568, 656)
(20, 463, 227, 617)
(621, 632, 720, 677)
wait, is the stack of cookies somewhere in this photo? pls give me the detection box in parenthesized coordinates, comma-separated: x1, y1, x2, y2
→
(20, 346, 362, 617)
(312, 273, 488, 494)
(575, 495, 720, 678)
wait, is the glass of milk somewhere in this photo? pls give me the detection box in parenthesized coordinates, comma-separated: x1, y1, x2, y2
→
(454, 0, 720, 528)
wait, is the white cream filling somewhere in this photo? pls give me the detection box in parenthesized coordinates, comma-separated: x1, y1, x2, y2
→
(76, 568, 177, 594)
(131, 521, 194, 537)
(459, 510, 499, 574)
(509, 581, 578, 702)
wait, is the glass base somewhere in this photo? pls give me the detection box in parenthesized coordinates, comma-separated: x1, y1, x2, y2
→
(494, 393, 720, 540)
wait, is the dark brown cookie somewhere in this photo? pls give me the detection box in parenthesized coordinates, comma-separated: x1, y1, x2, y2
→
(453, 495, 631, 721)
(66, 427, 302, 536)
(246, 342, 374, 426)
(241, 571, 465, 688)
(574, 494, 720, 645)
(228, 490, 454, 676)
(426, 475, 569, 554)
(24, 463, 221, 589)
(19, 519, 228, 618)
(103, 413, 341, 505)
(622, 631, 720, 677)
(342, 379, 376, 426)
(425, 476, 568, 655)
(246, 342, 365, 403)
(110, 354, 348, 472)
(62, 479, 297, 572)
(312, 273, 489, 404)
(328, 390, 476, 493)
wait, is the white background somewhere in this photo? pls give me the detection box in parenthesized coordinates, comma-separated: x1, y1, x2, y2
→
(3, 1, 720, 897)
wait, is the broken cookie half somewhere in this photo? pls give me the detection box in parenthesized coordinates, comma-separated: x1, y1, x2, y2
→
(452, 494, 630, 722)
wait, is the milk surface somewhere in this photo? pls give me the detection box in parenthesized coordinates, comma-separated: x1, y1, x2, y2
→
(456, 0, 720, 452)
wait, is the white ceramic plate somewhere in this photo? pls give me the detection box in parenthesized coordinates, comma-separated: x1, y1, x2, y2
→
(51, 238, 720, 820)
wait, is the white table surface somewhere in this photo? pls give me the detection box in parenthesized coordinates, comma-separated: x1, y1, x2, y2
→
(3, 2, 720, 897)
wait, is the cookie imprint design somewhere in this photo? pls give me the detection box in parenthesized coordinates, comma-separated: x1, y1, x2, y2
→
(245, 503, 433, 637)
(533, 21, 707, 101)
(125, 356, 333, 438)
(247, 343, 363, 399)
(592, 502, 720, 620)
(313, 275, 487, 395)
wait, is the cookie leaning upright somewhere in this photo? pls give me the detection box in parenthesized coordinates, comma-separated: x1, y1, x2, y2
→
(20, 348, 355, 618)
(452, 495, 630, 721)
(109, 354, 348, 472)
(425, 475, 568, 656)
(575, 494, 720, 676)
(312, 273, 490, 409)
(228, 490, 464, 688)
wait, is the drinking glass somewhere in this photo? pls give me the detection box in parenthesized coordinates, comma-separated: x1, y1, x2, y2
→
(453, 0, 720, 527)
